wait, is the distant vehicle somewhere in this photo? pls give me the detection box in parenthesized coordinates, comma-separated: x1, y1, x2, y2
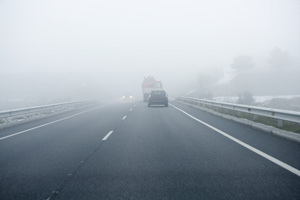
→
(122, 93, 135, 101)
(148, 90, 168, 107)
(142, 76, 163, 102)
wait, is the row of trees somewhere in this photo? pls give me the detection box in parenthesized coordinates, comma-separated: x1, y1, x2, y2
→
(231, 47, 291, 73)
(195, 47, 296, 105)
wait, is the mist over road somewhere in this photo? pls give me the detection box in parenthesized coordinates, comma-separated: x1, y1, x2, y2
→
(0, 101, 299, 200)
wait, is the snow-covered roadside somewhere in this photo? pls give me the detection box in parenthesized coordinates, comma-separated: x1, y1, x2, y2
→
(254, 95, 300, 103)
(212, 95, 300, 104)
(210, 95, 300, 112)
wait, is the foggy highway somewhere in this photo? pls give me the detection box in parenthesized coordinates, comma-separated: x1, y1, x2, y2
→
(1, 0, 300, 199)
(0, 101, 299, 200)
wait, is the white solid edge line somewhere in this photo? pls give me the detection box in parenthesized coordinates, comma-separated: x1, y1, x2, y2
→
(102, 131, 113, 141)
(170, 103, 300, 177)
(122, 116, 127, 120)
(0, 104, 111, 141)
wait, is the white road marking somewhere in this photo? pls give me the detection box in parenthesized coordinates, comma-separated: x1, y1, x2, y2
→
(122, 116, 127, 120)
(0, 104, 110, 141)
(130, 108, 133, 111)
(102, 131, 113, 141)
(170, 104, 300, 177)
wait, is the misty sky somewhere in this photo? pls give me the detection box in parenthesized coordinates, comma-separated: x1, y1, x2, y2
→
(1, 0, 300, 101)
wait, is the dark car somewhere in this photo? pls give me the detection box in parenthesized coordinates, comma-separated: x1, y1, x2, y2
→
(148, 90, 168, 107)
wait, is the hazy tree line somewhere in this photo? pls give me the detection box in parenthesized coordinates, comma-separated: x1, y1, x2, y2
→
(191, 47, 300, 104)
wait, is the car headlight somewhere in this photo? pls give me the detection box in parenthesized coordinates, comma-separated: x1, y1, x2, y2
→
(130, 96, 133, 98)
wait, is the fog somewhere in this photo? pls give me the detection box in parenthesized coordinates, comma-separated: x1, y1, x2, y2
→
(1, 0, 300, 109)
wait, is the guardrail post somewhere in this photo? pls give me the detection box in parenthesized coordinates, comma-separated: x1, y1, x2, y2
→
(0, 117, 8, 124)
(277, 119, 283, 128)
(253, 114, 257, 120)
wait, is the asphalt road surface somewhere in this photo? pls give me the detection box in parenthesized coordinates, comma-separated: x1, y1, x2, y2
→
(0, 101, 299, 200)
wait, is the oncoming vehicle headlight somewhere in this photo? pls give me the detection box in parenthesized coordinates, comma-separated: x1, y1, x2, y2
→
(130, 96, 133, 98)
(122, 96, 125, 99)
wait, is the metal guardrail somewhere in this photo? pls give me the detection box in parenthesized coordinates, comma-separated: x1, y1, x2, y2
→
(0, 100, 95, 129)
(177, 96, 300, 125)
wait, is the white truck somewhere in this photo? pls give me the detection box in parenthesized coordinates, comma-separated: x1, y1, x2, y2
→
(142, 76, 163, 102)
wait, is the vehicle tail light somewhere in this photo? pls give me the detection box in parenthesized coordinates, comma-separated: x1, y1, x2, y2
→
(166, 95, 168, 99)
(148, 95, 151, 99)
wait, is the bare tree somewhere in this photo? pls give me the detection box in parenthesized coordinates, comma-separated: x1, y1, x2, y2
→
(197, 74, 213, 99)
(229, 55, 254, 94)
(238, 91, 254, 105)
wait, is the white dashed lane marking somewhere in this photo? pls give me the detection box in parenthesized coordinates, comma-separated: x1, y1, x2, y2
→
(102, 131, 114, 141)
